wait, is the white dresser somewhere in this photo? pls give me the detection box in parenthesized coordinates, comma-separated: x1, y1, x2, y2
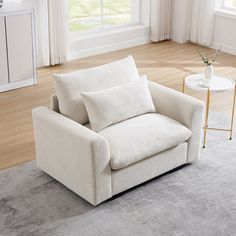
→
(0, 3, 37, 92)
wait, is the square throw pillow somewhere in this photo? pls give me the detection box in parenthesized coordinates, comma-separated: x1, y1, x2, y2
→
(54, 56, 140, 124)
(81, 77, 156, 132)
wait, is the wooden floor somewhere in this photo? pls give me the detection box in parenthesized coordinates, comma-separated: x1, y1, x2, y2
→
(1, 41, 236, 170)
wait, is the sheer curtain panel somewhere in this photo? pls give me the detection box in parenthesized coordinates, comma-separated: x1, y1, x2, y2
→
(188, 0, 215, 45)
(150, 0, 172, 42)
(22, 0, 67, 66)
(48, 0, 67, 65)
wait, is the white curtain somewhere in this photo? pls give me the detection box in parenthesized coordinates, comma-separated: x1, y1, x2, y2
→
(150, 0, 172, 42)
(22, 0, 67, 66)
(48, 0, 67, 65)
(188, 0, 215, 45)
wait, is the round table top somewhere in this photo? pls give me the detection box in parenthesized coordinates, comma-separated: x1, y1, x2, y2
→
(185, 74, 235, 93)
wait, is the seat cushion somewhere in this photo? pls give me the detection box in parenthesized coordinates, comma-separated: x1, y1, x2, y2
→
(54, 56, 139, 124)
(99, 113, 192, 170)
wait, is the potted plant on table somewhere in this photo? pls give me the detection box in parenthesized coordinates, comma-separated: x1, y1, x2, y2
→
(197, 46, 221, 87)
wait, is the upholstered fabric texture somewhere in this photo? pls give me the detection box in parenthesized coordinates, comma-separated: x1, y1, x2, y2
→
(99, 113, 191, 170)
(81, 78, 156, 132)
(32, 107, 112, 206)
(54, 55, 140, 124)
(148, 81, 205, 163)
(112, 142, 187, 195)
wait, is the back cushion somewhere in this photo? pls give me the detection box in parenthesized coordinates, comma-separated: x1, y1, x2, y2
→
(81, 77, 156, 132)
(54, 56, 140, 124)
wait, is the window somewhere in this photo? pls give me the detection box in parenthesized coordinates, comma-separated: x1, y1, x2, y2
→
(68, 0, 140, 33)
(222, 0, 236, 10)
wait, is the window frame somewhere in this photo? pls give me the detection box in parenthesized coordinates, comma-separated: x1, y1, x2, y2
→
(68, 0, 141, 36)
(222, 0, 236, 11)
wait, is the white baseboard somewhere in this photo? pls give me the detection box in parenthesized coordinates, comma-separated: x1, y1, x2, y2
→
(67, 36, 151, 61)
(211, 42, 236, 56)
(0, 79, 36, 93)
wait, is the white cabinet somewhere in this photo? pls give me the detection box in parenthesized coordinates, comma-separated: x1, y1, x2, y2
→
(0, 7, 37, 92)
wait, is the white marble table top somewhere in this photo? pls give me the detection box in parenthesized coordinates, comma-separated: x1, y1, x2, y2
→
(185, 73, 235, 93)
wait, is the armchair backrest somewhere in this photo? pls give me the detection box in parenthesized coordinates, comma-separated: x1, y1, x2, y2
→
(53, 56, 139, 124)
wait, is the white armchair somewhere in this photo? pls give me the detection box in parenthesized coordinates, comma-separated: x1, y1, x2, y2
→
(32, 56, 204, 206)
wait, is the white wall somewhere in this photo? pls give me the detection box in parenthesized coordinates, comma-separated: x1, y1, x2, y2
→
(171, 0, 236, 56)
(67, 0, 151, 61)
(213, 10, 236, 55)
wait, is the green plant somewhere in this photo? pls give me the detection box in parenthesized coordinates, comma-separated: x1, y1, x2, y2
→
(197, 46, 221, 66)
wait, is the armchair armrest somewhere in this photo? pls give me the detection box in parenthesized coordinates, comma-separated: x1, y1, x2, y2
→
(148, 81, 205, 162)
(32, 107, 111, 206)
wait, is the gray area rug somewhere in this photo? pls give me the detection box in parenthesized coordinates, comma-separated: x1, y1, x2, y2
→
(1, 114, 236, 236)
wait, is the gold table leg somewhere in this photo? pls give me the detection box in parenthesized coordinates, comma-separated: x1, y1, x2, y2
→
(203, 89, 211, 148)
(181, 78, 235, 147)
(230, 86, 236, 140)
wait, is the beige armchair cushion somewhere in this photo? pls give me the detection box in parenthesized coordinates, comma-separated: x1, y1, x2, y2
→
(81, 78, 155, 132)
(54, 56, 139, 124)
(99, 113, 192, 170)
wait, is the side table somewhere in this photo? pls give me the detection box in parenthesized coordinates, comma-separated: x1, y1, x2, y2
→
(182, 74, 236, 148)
